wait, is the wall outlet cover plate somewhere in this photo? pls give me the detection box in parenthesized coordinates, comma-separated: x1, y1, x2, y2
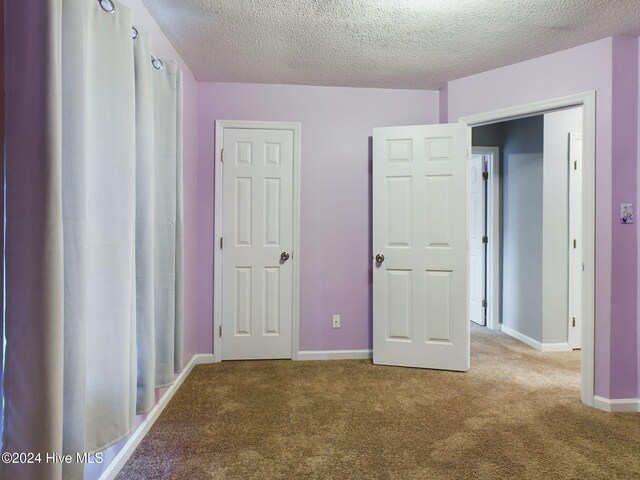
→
(621, 203, 634, 224)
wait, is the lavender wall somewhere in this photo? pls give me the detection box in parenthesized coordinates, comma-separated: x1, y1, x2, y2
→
(85, 1, 200, 478)
(610, 36, 639, 399)
(439, 84, 448, 123)
(196, 83, 439, 353)
(447, 37, 639, 400)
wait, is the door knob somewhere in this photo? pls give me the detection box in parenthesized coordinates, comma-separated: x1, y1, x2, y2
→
(281, 252, 290, 262)
(375, 254, 385, 264)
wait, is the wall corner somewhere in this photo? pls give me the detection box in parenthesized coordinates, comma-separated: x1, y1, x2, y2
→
(439, 84, 449, 124)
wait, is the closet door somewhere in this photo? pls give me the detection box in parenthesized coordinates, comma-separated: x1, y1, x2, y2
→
(220, 126, 295, 360)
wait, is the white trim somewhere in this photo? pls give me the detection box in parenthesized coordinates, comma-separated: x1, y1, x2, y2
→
(538, 343, 573, 353)
(500, 325, 572, 352)
(459, 93, 592, 127)
(213, 120, 301, 362)
(460, 91, 596, 407)
(98, 354, 215, 480)
(568, 132, 583, 350)
(593, 396, 640, 413)
(297, 350, 373, 361)
(471, 146, 501, 331)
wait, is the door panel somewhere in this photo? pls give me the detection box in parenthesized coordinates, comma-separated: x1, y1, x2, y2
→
(426, 270, 453, 343)
(373, 123, 469, 372)
(387, 177, 413, 246)
(385, 269, 413, 341)
(222, 128, 294, 359)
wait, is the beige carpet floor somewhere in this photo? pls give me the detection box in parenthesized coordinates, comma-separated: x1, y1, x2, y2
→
(117, 325, 640, 479)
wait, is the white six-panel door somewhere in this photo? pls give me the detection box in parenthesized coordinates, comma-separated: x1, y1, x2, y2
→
(221, 127, 294, 360)
(373, 123, 470, 371)
(469, 153, 486, 326)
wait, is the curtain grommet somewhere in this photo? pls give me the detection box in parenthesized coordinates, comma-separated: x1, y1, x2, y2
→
(151, 56, 164, 70)
(99, 0, 116, 13)
(132, 27, 139, 40)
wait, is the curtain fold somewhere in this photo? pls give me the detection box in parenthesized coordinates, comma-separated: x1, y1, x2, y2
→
(133, 32, 157, 415)
(2, 1, 65, 478)
(175, 68, 185, 374)
(2, 0, 184, 478)
(61, 2, 137, 467)
(152, 59, 181, 387)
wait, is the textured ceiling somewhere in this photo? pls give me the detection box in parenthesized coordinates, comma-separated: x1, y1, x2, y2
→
(141, 0, 640, 89)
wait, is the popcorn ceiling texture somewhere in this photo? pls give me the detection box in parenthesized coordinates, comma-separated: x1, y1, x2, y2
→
(141, 0, 640, 89)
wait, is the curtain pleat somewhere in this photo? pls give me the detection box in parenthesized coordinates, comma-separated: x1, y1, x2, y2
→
(61, 0, 137, 460)
(133, 33, 157, 415)
(2, 1, 184, 478)
(152, 60, 180, 387)
(175, 68, 185, 374)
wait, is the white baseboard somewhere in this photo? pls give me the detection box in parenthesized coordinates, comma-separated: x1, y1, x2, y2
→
(297, 349, 372, 360)
(539, 342, 573, 352)
(99, 353, 215, 480)
(593, 396, 640, 413)
(500, 325, 572, 352)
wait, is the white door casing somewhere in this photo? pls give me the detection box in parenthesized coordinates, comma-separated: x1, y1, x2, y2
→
(216, 122, 300, 360)
(568, 132, 583, 349)
(372, 123, 470, 372)
(469, 153, 485, 326)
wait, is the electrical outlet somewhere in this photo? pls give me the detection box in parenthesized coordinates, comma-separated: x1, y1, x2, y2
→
(332, 315, 341, 328)
(621, 203, 634, 224)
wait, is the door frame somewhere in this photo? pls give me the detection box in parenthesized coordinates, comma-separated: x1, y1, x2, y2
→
(460, 91, 596, 407)
(213, 120, 302, 362)
(470, 146, 501, 331)
(568, 132, 583, 349)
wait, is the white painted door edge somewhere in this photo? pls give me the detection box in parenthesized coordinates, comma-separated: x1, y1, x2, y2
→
(460, 91, 596, 408)
(471, 146, 500, 331)
(213, 120, 302, 363)
(568, 132, 583, 349)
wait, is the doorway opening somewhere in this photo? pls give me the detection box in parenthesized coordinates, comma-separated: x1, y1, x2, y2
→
(462, 93, 594, 406)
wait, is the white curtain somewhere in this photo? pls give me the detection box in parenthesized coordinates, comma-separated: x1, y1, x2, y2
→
(152, 58, 184, 388)
(133, 31, 156, 415)
(2, 0, 184, 478)
(134, 33, 184, 413)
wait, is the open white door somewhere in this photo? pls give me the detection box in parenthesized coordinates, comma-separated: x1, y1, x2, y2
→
(469, 154, 486, 326)
(373, 123, 469, 371)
